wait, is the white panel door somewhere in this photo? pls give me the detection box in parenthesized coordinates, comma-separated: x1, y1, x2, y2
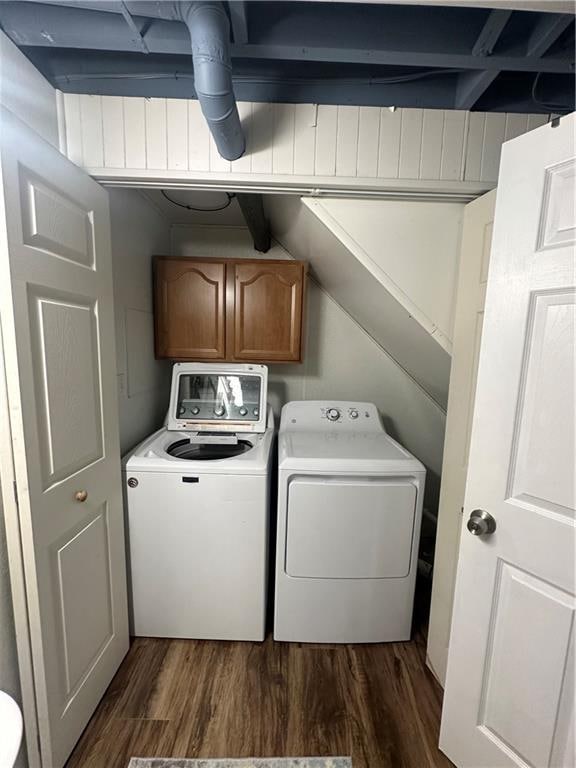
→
(427, 189, 496, 686)
(0, 108, 129, 768)
(440, 116, 575, 767)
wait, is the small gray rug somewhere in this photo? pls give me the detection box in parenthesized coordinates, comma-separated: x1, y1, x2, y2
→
(129, 760, 351, 768)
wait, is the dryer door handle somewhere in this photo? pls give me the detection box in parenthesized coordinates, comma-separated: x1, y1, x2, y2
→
(182, 476, 200, 483)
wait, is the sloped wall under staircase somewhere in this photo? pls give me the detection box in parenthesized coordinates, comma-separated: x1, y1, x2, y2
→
(266, 196, 464, 410)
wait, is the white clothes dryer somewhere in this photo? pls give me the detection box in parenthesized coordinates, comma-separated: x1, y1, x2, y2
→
(273, 401, 425, 643)
(124, 363, 274, 641)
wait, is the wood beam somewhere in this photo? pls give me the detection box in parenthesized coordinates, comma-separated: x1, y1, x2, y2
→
(457, 9, 512, 109)
(456, 10, 572, 109)
(118, 0, 149, 54)
(472, 9, 513, 57)
(527, 13, 573, 57)
(228, 1, 249, 45)
(455, 70, 500, 110)
(236, 194, 271, 253)
(229, 43, 571, 74)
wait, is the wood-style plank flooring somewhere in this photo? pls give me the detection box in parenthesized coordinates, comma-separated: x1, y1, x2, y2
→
(66, 602, 453, 768)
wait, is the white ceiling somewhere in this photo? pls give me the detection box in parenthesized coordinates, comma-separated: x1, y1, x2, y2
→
(141, 189, 246, 226)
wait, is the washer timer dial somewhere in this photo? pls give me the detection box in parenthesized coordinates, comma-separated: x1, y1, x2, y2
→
(326, 407, 341, 421)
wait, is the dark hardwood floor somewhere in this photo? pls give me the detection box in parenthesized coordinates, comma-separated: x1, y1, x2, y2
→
(66, 608, 453, 768)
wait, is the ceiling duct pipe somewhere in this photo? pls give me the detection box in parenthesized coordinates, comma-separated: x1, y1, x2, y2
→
(178, 2, 245, 161)
(30, 1, 246, 160)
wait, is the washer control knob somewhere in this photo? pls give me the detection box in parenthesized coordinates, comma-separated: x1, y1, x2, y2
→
(239, 407, 248, 416)
(214, 406, 225, 417)
(191, 406, 200, 415)
(326, 407, 341, 421)
(253, 407, 259, 417)
(349, 409, 359, 419)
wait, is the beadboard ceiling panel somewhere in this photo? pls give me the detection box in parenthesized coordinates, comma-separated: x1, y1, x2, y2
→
(60, 93, 549, 194)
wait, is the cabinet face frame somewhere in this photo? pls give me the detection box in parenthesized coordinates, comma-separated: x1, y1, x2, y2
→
(154, 256, 307, 364)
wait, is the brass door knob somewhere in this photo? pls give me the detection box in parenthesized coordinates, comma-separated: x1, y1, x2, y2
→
(74, 490, 88, 503)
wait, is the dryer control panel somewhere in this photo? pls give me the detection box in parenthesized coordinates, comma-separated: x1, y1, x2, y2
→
(280, 401, 383, 431)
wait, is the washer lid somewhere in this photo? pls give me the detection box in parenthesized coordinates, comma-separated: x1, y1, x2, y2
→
(167, 362, 268, 433)
(279, 430, 425, 473)
(123, 416, 274, 474)
(165, 438, 254, 461)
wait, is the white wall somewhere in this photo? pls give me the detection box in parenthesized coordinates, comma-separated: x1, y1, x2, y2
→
(0, 31, 58, 149)
(171, 223, 291, 261)
(61, 93, 549, 194)
(172, 225, 446, 511)
(109, 189, 172, 454)
(311, 198, 464, 342)
(266, 195, 460, 408)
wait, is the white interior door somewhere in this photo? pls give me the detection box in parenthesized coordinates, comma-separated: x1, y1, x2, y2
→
(427, 189, 496, 686)
(440, 115, 575, 767)
(0, 108, 129, 767)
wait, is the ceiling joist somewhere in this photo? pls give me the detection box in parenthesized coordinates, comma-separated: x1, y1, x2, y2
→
(1, 0, 573, 114)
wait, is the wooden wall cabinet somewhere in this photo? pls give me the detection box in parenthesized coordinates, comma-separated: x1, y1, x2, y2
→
(154, 256, 306, 363)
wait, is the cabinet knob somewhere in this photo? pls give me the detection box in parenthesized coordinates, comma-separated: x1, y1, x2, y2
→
(74, 490, 88, 503)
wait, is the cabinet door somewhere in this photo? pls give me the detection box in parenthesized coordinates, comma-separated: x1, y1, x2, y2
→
(232, 261, 305, 362)
(155, 258, 226, 359)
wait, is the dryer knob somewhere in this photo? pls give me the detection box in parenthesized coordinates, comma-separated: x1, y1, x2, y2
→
(239, 407, 248, 416)
(326, 408, 341, 421)
(191, 406, 200, 415)
(214, 406, 225, 417)
(349, 409, 359, 419)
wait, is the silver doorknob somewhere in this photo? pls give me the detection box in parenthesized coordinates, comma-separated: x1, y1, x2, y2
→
(467, 509, 496, 537)
(74, 490, 88, 503)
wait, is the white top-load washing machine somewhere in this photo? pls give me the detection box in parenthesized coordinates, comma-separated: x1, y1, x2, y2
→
(274, 401, 425, 643)
(124, 363, 274, 641)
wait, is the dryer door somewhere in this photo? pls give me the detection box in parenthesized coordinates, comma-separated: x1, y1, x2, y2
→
(285, 476, 416, 579)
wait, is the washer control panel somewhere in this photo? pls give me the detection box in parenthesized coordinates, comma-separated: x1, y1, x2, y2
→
(281, 401, 382, 431)
(168, 363, 269, 433)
